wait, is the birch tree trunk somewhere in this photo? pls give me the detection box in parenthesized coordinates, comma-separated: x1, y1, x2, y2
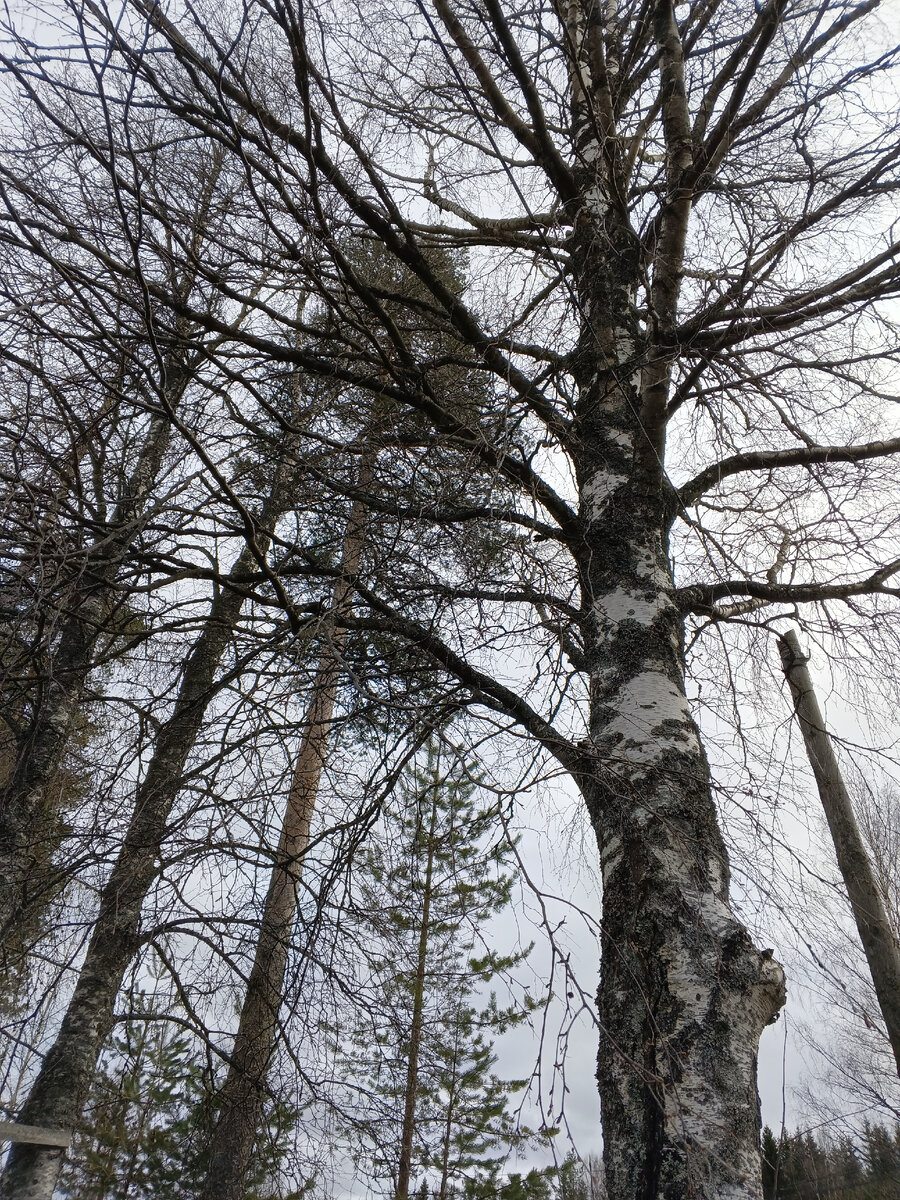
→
(778, 629, 900, 1075)
(199, 456, 374, 1200)
(582, 513, 785, 1199)
(0, 492, 286, 1200)
(10, 1, 896, 1195)
(567, 7, 786, 1195)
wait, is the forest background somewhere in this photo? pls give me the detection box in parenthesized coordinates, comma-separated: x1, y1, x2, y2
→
(1, 0, 900, 1198)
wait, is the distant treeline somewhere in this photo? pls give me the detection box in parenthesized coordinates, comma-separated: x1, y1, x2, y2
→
(762, 1122, 900, 1199)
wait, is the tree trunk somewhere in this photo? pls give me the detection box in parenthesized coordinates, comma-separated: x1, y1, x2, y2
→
(436, 1022, 461, 1200)
(0, 495, 284, 1200)
(199, 457, 375, 1200)
(778, 628, 900, 1076)
(0, 134, 227, 958)
(395, 788, 438, 1200)
(565, 8, 786, 1193)
(581, 490, 785, 1200)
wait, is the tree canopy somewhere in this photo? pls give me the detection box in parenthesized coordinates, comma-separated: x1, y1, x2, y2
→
(1, 1, 900, 1198)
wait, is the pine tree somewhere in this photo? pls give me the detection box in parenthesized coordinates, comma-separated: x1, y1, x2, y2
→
(58, 998, 210, 1200)
(493, 1168, 555, 1200)
(336, 740, 540, 1199)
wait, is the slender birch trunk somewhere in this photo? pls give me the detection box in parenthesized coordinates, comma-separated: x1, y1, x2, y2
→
(778, 629, 900, 1075)
(0, 376, 187, 956)
(199, 455, 375, 1200)
(0, 492, 286, 1200)
(394, 789, 438, 1200)
(565, 7, 786, 1196)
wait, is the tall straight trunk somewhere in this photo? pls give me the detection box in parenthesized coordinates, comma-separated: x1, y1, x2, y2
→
(0, 379, 185, 955)
(778, 629, 900, 1075)
(579, 490, 786, 1200)
(1, 492, 286, 1200)
(395, 790, 438, 1200)
(436, 1019, 461, 1200)
(564, 8, 786, 1196)
(199, 456, 375, 1200)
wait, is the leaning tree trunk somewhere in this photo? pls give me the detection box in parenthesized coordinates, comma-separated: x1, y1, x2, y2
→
(199, 456, 375, 1200)
(779, 629, 900, 1075)
(565, 7, 786, 1195)
(0, 493, 286, 1200)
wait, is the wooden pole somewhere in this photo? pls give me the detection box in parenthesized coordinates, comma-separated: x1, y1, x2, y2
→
(0, 1123, 70, 1149)
(779, 628, 900, 1076)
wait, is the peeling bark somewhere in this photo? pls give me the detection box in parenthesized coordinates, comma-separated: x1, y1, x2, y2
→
(6, 1, 878, 1195)
(565, 11, 786, 1194)
(583, 496, 785, 1199)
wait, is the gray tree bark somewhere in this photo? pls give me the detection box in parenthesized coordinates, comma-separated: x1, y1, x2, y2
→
(0, 490, 287, 1200)
(15, 1, 893, 1194)
(778, 628, 900, 1076)
(0, 135, 228, 959)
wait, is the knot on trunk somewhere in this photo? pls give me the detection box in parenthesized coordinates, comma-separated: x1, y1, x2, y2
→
(755, 947, 787, 1029)
(721, 927, 786, 1036)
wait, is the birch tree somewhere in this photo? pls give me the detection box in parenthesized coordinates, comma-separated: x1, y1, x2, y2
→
(3, 2, 900, 1198)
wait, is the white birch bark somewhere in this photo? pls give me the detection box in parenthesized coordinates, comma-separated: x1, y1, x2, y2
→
(565, 6, 786, 1195)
